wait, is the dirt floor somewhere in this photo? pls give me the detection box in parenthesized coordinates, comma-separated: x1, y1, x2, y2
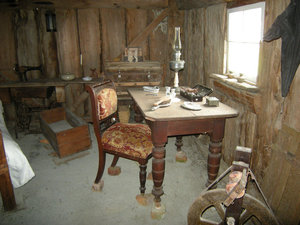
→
(1, 124, 230, 225)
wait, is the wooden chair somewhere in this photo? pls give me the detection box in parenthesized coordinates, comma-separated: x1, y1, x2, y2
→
(86, 80, 153, 196)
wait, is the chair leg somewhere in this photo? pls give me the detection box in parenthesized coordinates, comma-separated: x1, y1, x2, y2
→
(107, 155, 121, 176)
(136, 163, 154, 206)
(139, 164, 147, 195)
(92, 152, 106, 192)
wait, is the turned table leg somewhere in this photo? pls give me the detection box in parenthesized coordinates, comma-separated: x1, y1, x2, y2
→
(147, 121, 168, 219)
(207, 119, 225, 186)
(175, 136, 187, 162)
(151, 142, 166, 219)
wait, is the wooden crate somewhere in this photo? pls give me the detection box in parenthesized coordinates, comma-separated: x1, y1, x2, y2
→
(40, 107, 91, 158)
(104, 61, 162, 101)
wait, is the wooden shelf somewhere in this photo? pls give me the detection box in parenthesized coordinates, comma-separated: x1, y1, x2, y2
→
(0, 78, 104, 88)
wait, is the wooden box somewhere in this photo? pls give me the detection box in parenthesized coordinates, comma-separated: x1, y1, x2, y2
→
(104, 61, 162, 101)
(40, 107, 91, 158)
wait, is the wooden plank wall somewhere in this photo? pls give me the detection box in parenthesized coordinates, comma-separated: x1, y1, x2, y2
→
(0, 7, 170, 117)
(0, 11, 17, 82)
(166, 0, 185, 87)
(149, 9, 168, 84)
(15, 10, 41, 80)
(204, 4, 226, 85)
(38, 9, 59, 79)
(183, 0, 300, 223)
(183, 3, 225, 86)
(183, 8, 205, 86)
(77, 9, 101, 77)
(259, 0, 300, 224)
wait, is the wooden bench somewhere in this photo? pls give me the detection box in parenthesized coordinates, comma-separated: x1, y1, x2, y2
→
(0, 130, 16, 211)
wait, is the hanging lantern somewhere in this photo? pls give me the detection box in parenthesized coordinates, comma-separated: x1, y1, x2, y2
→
(45, 10, 56, 32)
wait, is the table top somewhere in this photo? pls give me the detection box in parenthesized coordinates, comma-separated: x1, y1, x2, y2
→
(128, 88, 238, 122)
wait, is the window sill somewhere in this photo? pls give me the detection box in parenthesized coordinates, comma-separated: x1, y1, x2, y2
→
(210, 73, 261, 114)
(210, 73, 259, 93)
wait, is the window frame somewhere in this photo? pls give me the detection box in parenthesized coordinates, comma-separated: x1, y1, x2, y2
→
(225, 2, 265, 85)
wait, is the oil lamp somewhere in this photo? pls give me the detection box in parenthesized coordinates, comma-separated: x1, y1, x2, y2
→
(169, 27, 185, 91)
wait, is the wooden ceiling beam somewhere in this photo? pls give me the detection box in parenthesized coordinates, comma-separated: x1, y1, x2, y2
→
(175, 0, 233, 9)
(0, 0, 168, 10)
(227, 0, 265, 8)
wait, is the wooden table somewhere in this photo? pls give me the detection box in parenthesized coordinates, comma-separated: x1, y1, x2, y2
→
(128, 88, 238, 217)
(0, 78, 105, 135)
(0, 78, 104, 103)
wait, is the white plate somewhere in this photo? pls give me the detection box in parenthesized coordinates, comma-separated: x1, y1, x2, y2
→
(143, 86, 159, 93)
(82, 76, 92, 81)
(181, 101, 201, 111)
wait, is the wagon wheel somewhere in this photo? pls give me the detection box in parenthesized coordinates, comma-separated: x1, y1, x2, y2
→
(187, 189, 279, 225)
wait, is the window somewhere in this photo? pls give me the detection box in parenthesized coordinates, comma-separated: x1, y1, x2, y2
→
(225, 2, 265, 84)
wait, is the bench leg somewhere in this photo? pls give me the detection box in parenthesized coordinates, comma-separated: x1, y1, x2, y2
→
(0, 170, 16, 211)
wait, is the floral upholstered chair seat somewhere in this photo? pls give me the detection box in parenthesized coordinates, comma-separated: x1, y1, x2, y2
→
(102, 123, 153, 159)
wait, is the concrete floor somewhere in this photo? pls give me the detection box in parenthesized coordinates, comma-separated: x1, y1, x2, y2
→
(0, 125, 229, 225)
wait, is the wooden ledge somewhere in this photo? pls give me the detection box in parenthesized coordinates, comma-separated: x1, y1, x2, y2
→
(210, 74, 261, 114)
(210, 74, 259, 93)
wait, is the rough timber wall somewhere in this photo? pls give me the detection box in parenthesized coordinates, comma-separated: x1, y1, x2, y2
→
(167, 0, 185, 86)
(0, 7, 169, 116)
(183, 4, 225, 87)
(259, 0, 300, 224)
(183, 0, 299, 223)
(204, 4, 226, 85)
(0, 11, 17, 82)
(183, 8, 205, 86)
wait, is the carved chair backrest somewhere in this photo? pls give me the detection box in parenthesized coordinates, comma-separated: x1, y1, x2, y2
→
(86, 80, 119, 136)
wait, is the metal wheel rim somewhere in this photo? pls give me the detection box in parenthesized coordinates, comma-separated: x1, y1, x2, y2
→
(187, 188, 278, 225)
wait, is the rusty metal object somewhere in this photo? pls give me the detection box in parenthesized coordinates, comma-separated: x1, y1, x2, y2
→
(224, 169, 247, 207)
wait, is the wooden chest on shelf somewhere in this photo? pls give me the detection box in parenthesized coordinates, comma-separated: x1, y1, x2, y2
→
(104, 61, 162, 101)
(40, 107, 91, 158)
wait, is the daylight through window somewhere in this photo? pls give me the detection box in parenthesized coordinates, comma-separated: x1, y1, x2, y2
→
(226, 2, 265, 84)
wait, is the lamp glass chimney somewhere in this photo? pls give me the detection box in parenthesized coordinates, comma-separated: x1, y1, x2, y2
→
(173, 27, 182, 52)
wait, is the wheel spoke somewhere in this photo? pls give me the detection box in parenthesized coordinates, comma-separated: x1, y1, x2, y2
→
(214, 203, 225, 220)
(239, 209, 252, 224)
(199, 217, 220, 225)
(188, 189, 278, 225)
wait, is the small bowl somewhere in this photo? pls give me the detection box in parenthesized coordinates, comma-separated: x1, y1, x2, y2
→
(236, 77, 244, 83)
(61, 73, 75, 81)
